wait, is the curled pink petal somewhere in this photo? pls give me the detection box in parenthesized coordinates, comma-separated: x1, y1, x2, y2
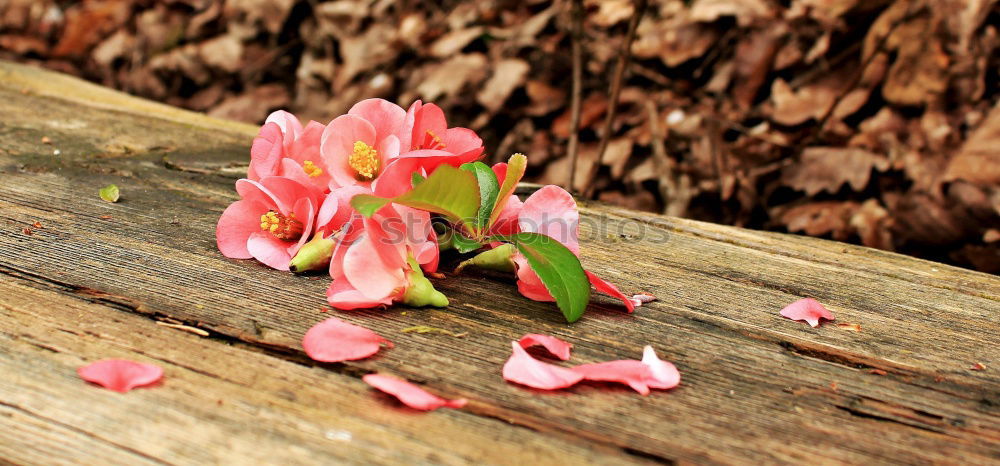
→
(302, 317, 393, 362)
(78, 359, 163, 393)
(502, 342, 583, 390)
(572, 360, 653, 395)
(518, 334, 573, 361)
(780, 298, 835, 328)
(641, 346, 681, 390)
(362, 374, 467, 411)
(585, 271, 635, 312)
(630, 293, 656, 308)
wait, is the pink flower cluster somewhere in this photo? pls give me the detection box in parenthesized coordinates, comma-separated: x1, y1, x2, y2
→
(216, 99, 482, 309)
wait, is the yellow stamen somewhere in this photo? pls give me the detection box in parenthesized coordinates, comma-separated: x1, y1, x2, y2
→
(349, 141, 379, 180)
(302, 160, 323, 178)
(259, 210, 304, 240)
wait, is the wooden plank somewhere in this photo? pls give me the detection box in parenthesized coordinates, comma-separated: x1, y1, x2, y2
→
(0, 276, 644, 465)
(1, 62, 999, 463)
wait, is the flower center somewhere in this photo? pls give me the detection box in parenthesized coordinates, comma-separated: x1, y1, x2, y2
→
(349, 141, 379, 180)
(416, 130, 446, 150)
(259, 210, 304, 241)
(302, 160, 323, 178)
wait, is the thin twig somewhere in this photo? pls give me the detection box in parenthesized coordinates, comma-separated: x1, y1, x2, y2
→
(581, 0, 648, 198)
(566, 0, 585, 193)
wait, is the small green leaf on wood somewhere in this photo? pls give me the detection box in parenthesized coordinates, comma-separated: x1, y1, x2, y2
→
(99, 184, 120, 203)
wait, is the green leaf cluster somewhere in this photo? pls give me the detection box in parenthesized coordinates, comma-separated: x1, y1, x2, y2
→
(349, 154, 591, 323)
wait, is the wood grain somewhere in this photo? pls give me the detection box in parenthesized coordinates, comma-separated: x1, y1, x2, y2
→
(0, 276, 644, 465)
(1, 61, 998, 464)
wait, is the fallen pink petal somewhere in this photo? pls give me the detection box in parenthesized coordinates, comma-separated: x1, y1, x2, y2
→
(302, 317, 393, 362)
(78, 359, 163, 393)
(502, 341, 583, 390)
(780, 298, 835, 327)
(518, 334, 573, 361)
(641, 346, 681, 390)
(362, 373, 466, 411)
(630, 293, 657, 308)
(572, 360, 654, 395)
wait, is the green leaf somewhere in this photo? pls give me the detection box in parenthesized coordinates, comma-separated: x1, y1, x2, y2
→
(350, 165, 480, 226)
(495, 232, 590, 323)
(451, 233, 484, 254)
(460, 161, 499, 229)
(411, 172, 425, 188)
(99, 184, 120, 203)
(488, 153, 526, 228)
(350, 195, 391, 217)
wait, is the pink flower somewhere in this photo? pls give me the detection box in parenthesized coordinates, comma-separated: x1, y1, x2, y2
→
(216, 176, 319, 271)
(502, 341, 584, 390)
(780, 298, 835, 327)
(488, 171, 635, 311)
(318, 188, 443, 310)
(362, 374, 467, 411)
(518, 334, 573, 361)
(320, 99, 485, 197)
(302, 317, 393, 362)
(78, 359, 163, 393)
(250, 110, 332, 194)
(321, 99, 408, 189)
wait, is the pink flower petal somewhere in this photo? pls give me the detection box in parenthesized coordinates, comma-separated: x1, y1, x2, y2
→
(630, 293, 656, 308)
(302, 317, 393, 362)
(502, 341, 583, 390)
(78, 359, 163, 393)
(362, 373, 467, 411)
(326, 278, 394, 310)
(264, 109, 304, 141)
(249, 122, 284, 180)
(216, 200, 266, 259)
(518, 334, 573, 361)
(513, 254, 555, 302)
(320, 114, 377, 188)
(518, 185, 579, 254)
(348, 99, 408, 148)
(572, 360, 654, 395)
(641, 346, 680, 390)
(247, 232, 293, 271)
(343, 235, 407, 300)
(585, 271, 635, 312)
(780, 298, 835, 327)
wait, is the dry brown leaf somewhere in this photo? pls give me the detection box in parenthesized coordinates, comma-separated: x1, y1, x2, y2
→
(587, 0, 634, 27)
(208, 84, 289, 123)
(52, 0, 132, 58)
(416, 53, 487, 102)
(525, 80, 566, 116)
(552, 94, 607, 138)
(199, 35, 243, 73)
(477, 59, 530, 113)
(224, 0, 295, 35)
(945, 103, 1000, 185)
(334, 23, 399, 92)
(689, 0, 776, 26)
(850, 199, 894, 250)
(429, 27, 484, 58)
(783, 147, 889, 195)
(779, 201, 860, 240)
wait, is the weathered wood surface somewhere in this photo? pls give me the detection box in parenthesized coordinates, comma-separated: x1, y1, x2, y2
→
(1, 61, 998, 465)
